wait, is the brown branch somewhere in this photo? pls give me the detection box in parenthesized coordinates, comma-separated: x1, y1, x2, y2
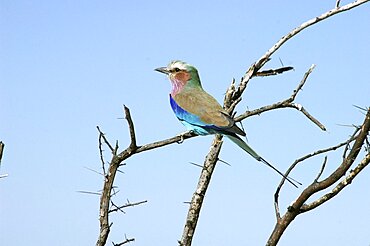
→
(97, 126, 115, 152)
(96, 107, 139, 246)
(233, 0, 369, 100)
(255, 66, 294, 77)
(301, 152, 370, 212)
(267, 108, 370, 246)
(235, 65, 326, 131)
(134, 131, 197, 154)
(124, 105, 137, 150)
(179, 135, 223, 246)
(274, 131, 357, 220)
(113, 236, 135, 246)
(313, 156, 328, 183)
(109, 200, 148, 213)
(96, 107, 196, 246)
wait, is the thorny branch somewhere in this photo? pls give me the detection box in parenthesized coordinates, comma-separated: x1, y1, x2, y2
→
(231, 0, 369, 100)
(273, 130, 359, 219)
(267, 108, 370, 246)
(94, 1, 370, 245)
(234, 64, 326, 131)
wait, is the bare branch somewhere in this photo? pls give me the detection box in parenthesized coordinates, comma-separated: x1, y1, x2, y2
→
(235, 65, 326, 131)
(112, 236, 135, 246)
(255, 66, 294, 77)
(299, 106, 327, 131)
(313, 156, 327, 183)
(123, 105, 137, 150)
(179, 135, 223, 246)
(235, 0, 369, 99)
(109, 200, 148, 213)
(291, 64, 315, 100)
(97, 126, 115, 152)
(274, 132, 357, 223)
(268, 108, 370, 246)
(134, 131, 197, 154)
(301, 152, 370, 212)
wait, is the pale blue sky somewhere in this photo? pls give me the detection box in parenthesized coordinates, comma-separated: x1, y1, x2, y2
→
(1, 1, 369, 245)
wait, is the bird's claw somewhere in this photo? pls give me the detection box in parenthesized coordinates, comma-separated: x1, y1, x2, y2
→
(176, 132, 186, 144)
(176, 130, 194, 144)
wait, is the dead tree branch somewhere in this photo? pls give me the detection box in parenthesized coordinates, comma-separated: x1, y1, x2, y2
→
(231, 0, 369, 100)
(96, 105, 197, 246)
(267, 109, 370, 246)
(179, 135, 223, 246)
(109, 200, 148, 213)
(274, 130, 359, 220)
(235, 64, 326, 131)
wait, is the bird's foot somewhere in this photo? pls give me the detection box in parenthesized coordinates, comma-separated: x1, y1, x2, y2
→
(176, 131, 189, 144)
(176, 130, 196, 144)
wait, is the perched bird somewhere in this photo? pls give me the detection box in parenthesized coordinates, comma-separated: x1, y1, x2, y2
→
(155, 60, 300, 187)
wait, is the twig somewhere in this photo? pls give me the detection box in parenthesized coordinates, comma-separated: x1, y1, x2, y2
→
(97, 126, 115, 152)
(290, 65, 316, 100)
(124, 105, 137, 150)
(109, 200, 148, 213)
(112, 235, 135, 246)
(313, 156, 327, 183)
(0, 142, 7, 179)
(255, 66, 294, 77)
(343, 126, 361, 159)
(0, 141, 4, 165)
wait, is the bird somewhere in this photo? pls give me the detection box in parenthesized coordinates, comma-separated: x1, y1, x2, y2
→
(155, 60, 300, 188)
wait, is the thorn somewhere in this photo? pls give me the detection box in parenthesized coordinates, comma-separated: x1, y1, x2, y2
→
(77, 190, 102, 195)
(279, 57, 284, 67)
(189, 162, 203, 168)
(217, 158, 231, 166)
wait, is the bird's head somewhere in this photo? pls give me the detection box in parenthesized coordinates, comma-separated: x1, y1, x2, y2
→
(155, 60, 202, 95)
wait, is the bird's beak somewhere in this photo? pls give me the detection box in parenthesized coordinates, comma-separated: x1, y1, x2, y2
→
(154, 67, 170, 75)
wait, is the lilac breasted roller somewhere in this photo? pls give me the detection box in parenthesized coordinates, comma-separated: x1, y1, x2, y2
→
(155, 60, 300, 187)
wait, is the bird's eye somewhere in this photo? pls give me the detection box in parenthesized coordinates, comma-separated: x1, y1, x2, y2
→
(174, 67, 181, 72)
